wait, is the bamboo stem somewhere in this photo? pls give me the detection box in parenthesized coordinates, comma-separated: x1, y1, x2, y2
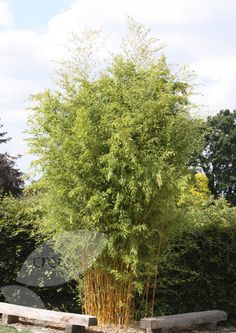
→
(145, 273, 150, 317)
(151, 227, 164, 316)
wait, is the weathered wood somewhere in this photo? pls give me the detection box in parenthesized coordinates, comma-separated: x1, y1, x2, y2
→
(198, 322, 218, 332)
(0, 302, 97, 327)
(2, 314, 19, 324)
(207, 322, 218, 332)
(65, 325, 86, 333)
(147, 328, 169, 333)
(140, 310, 227, 330)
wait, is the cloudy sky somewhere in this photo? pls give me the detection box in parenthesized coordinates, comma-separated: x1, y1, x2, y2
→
(0, 0, 236, 173)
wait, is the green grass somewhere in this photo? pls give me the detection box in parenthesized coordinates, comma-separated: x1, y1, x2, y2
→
(0, 326, 32, 333)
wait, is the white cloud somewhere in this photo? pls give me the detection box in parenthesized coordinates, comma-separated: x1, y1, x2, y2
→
(47, 0, 226, 31)
(0, 0, 13, 27)
(190, 57, 236, 116)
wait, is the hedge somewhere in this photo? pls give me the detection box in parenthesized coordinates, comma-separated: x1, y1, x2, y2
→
(155, 223, 236, 323)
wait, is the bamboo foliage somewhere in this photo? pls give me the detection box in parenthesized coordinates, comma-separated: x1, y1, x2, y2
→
(27, 18, 203, 324)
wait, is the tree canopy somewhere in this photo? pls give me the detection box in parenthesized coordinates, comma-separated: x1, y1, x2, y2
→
(194, 110, 236, 205)
(0, 120, 23, 197)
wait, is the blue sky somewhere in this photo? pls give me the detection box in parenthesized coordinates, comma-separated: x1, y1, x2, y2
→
(0, 0, 236, 175)
(8, 0, 68, 29)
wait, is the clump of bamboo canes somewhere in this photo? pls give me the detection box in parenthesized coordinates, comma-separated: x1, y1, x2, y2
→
(27, 17, 202, 327)
(83, 269, 134, 326)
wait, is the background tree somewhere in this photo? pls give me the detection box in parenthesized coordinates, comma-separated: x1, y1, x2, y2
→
(0, 120, 23, 197)
(0, 122, 10, 144)
(27, 19, 203, 324)
(194, 110, 236, 205)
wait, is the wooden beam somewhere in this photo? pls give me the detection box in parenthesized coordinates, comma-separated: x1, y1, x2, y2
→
(65, 325, 86, 333)
(2, 314, 19, 324)
(140, 310, 227, 330)
(0, 303, 97, 327)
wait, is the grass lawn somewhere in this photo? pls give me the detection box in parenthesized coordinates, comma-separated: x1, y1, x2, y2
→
(0, 326, 32, 333)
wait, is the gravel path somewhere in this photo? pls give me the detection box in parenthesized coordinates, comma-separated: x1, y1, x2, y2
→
(1, 318, 235, 333)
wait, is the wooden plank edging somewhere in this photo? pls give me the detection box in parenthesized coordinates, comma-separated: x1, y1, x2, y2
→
(140, 310, 227, 330)
(0, 302, 97, 327)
